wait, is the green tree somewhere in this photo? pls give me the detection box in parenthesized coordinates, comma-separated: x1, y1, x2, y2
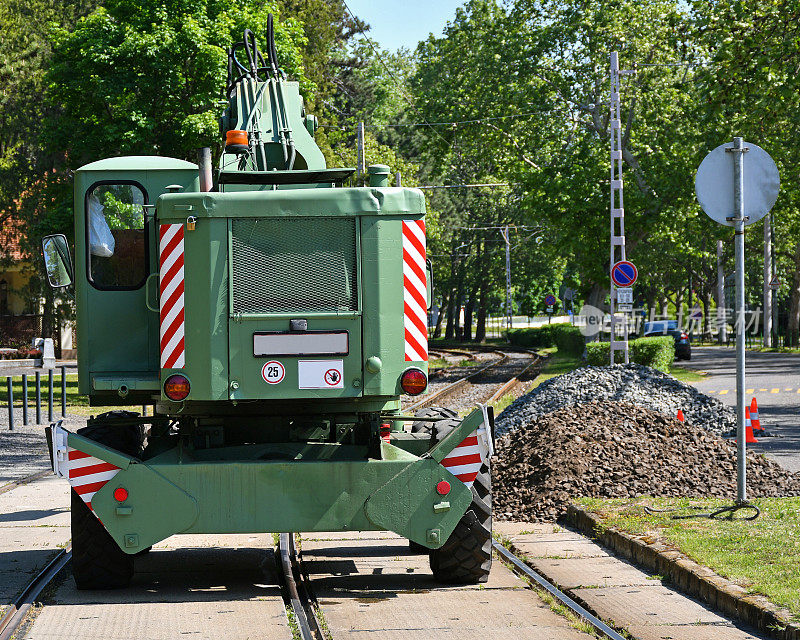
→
(44, 0, 309, 164)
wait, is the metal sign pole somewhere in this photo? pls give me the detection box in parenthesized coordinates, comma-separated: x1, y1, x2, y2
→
(763, 213, 772, 347)
(730, 136, 748, 503)
(697, 136, 779, 511)
(717, 240, 726, 343)
(609, 52, 629, 364)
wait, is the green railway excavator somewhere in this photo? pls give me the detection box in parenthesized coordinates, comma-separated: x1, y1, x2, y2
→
(41, 20, 493, 589)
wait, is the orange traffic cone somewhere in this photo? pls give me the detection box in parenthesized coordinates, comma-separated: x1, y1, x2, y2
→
(676, 409, 685, 422)
(750, 397, 764, 433)
(738, 408, 758, 443)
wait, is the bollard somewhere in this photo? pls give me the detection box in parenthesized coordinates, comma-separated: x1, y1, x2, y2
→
(61, 366, 67, 417)
(35, 371, 41, 424)
(22, 374, 28, 425)
(141, 405, 147, 417)
(48, 369, 54, 423)
(6, 376, 13, 431)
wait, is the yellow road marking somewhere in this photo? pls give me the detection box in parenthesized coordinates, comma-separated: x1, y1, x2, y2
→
(759, 388, 768, 392)
(719, 389, 729, 395)
(746, 389, 754, 394)
(786, 388, 793, 391)
(708, 390, 716, 394)
(771, 388, 780, 393)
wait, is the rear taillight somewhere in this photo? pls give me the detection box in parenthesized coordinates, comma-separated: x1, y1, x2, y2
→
(400, 368, 427, 395)
(681, 332, 688, 340)
(164, 374, 191, 401)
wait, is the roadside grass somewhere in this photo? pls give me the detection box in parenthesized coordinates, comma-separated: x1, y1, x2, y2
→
(668, 365, 708, 382)
(529, 348, 582, 389)
(750, 346, 800, 354)
(576, 496, 800, 620)
(491, 393, 517, 416)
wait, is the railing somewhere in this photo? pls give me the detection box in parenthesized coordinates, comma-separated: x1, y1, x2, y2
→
(4, 367, 68, 430)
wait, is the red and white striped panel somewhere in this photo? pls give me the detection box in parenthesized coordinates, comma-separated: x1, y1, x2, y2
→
(441, 432, 482, 488)
(159, 223, 185, 369)
(66, 448, 121, 513)
(402, 219, 428, 362)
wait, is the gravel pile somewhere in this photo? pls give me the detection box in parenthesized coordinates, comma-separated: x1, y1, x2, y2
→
(494, 401, 800, 522)
(497, 363, 734, 436)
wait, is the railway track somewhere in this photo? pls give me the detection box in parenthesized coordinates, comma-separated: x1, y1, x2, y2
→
(405, 348, 541, 413)
(0, 545, 71, 640)
(1, 526, 628, 640)
(0, 469, 51, 496)
(0, 534, 322, 640)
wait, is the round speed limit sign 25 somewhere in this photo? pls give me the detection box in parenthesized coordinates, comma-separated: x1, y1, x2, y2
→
(261, 361, 286, 384)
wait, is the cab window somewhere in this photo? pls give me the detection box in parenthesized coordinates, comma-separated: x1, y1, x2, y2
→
(86, 182, 148, 289)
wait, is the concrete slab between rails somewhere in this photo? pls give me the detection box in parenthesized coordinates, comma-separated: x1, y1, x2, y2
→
(496, 519, 770, 640)
(565, 504, 800, 640)
(301, 531, 594, 639)
(22, 536, 289, 640)
(0, 476, 70, 616)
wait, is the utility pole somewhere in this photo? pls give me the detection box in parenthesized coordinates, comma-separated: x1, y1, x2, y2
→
(356, 121, 365, 184)
(395, 171, 401, 187)
(609, 52, 630, 364)
(500, 226, 512, 329)
(717, 240, 726, 343)
(764, 212, 772, 346)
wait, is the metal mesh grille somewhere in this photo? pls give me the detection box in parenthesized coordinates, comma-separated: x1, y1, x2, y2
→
(231, 217, 358, 314)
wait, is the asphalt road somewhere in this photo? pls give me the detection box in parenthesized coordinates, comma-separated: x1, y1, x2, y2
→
(683, 346, 800, 473)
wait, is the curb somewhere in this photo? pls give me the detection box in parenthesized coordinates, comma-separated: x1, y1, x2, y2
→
(566, 504, 800, 640)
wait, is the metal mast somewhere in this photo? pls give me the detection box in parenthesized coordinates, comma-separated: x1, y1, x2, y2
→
(609, 52, 629, 364)
(500, 225, 512, 330)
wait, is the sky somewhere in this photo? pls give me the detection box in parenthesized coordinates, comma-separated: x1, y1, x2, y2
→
(344, 0, 467, 51)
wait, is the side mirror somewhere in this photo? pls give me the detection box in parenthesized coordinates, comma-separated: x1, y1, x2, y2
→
(42, 234, 74, 288)
(426, 259, 433, 310)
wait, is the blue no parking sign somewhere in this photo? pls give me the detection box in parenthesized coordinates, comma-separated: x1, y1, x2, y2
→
(611, 261, 638, 288)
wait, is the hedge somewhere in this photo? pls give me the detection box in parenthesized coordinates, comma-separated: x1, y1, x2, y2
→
(507, 323, 572, 348)
(552, 324, 585, 357)
(585, 336, 675, 372)
(506, 323, 584, 357)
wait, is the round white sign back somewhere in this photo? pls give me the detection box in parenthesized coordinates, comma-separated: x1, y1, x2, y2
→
(695, 141, 779, 227)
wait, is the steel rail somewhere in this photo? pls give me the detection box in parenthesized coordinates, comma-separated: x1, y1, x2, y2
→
(493, 542, 627, 640)
(278, 533, 321, 640)
(484, 354, 541, 404)
(404, 350, 510, 412)
(0, 469, 51, 496)
(0, 546, 71, 640)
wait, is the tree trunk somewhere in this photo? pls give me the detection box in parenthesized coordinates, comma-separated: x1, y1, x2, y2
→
(474, 241, 489, 343)
(434, 291, 448, 338)
(463, 294, 474, 341)
(475, 281, 488, 343)
(444, 289, 456, 340)
(702, 288, 712, 341)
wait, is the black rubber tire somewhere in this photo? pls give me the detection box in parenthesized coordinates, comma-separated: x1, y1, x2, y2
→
(77, 411, 146, 457)
(71, 414, 145, 589)
(71, 488, 134, 589)
(429, 418, 492, 584)
(410, 406, 458, 439)
(408, 407, 458, 553)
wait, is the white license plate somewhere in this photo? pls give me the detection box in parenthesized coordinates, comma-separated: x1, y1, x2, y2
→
(253, 332, 348, 357)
